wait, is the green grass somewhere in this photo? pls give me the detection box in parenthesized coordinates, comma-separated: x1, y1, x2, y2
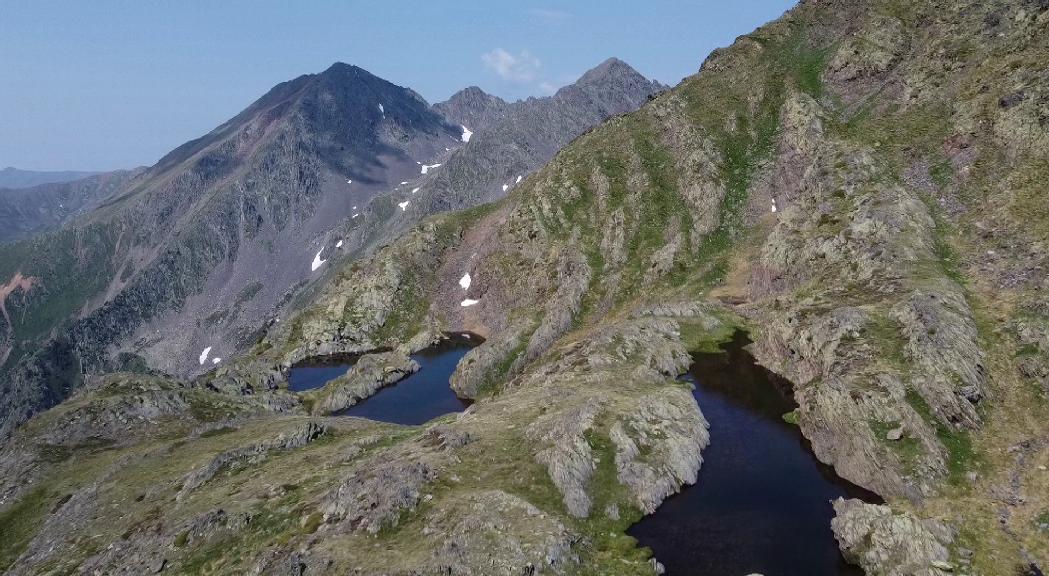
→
(777, 34, 829, 98)
(868, 418, 924, 471)
(577, 427, 652, 575)
(1037, 511, 1049, 528)
(905, 389, 978, 485)
(372, 268, 430, 344)
(476, 326, 534, 397)
(861, 312, 908, 369)
(199, 426, 237, 439)
(0, 487, 53, 571)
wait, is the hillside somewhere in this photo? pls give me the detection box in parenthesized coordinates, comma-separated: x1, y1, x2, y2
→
(0, 60, 661, 438)
(0, 170, 140, 243)
(0, 0, 1046, 574)
(0, 167, 100, 190)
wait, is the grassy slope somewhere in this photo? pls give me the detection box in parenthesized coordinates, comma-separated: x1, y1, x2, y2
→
(2, 0, 1047, 574)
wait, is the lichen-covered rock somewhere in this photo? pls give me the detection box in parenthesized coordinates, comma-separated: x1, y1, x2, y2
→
(527, 398, 602, 518)
(610, 389, 708, 513)
(832, 498, 955, 576)
(321, 452, 439, 534)
(450, 319, 533, 398)
(828, 14, 907, 82)
(891, 285, 986, 428)
(422, 491, 578, 575)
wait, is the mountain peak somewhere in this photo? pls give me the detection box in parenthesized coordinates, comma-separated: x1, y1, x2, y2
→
(318, 61, 368, 77)
(314, 62, 388, 88)
(433, 86, 509, 129)
(577, 57, 643, 85)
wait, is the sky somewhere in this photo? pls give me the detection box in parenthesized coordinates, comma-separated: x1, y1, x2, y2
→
(0, 1, 796, 172)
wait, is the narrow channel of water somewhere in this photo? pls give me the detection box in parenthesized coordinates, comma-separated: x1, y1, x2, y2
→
(286, 334, 478, 425)
(627, 331, 879, 576)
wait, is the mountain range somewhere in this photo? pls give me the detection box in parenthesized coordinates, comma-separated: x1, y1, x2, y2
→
(0, 0, 1047, 574)
(0, 167, 100, 190)
(0, 58, 662, 437)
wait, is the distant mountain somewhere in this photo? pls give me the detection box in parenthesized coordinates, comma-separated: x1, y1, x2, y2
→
(0, 58, 661, 436)
(0, 170, 140, 243)
(331, 57, 665, 288)
(0, 167, 99, 189)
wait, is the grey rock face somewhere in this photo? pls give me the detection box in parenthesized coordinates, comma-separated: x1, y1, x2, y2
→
(610, 390, 709, 514)
(423, 490, 578, 575)
(527, 397, 603, 518)
(321, 456, 437, 534)
(450, 319, 534, 399)
(832, 498, 955, 576)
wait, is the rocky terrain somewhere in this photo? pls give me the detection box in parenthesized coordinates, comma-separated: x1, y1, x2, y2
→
(1, 0, 1047, 574)
(0, 60, 661, 439)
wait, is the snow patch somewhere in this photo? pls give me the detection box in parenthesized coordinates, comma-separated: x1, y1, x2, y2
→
(461, 125, 473, 143)
(198, 347, 212, 365)
(460, 299, 480, 307)
(398, 201, 410, 211)
(400, 181, 409, 185)
(311, 247, 326, 272)
(411, 187, 420, 194)
(212, 357, 222, 365)
(352, 213, 360, 219)
(459, 273, 472, 290)
(516, 175, 522, 184)
(502, 184, 509, 192)
(378, 103, 385, 117)
(336, 239, 344, 248)
(421, 163, 442, 174)
(346, 179, 353, 184)
(771, 199, 778, 214)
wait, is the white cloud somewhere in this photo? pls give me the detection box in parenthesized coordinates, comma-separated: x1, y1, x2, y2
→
(482, 48, 542, 83)
(538, 81, 558, 95)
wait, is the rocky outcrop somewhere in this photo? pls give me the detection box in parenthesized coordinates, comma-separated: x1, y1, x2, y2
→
(891, 284, 986, 427)
(177, 421, 325, 499)
(4, 1, 1049, 574)
(423, 491, 578, 575)
(321, 452, 439, 534)
(307, 351, 419, 415)
(832, 498, 956, 576)
(527, 398, 603, 518)
(610, 390, 709, 514)
(450, 319, 534, 399)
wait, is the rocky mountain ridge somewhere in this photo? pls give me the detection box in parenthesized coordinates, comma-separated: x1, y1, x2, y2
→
(0, 170, 141, 243)
(0, 167, 100, 190)
(0, 0, 1047, 574)
(0, 59, 662, 438)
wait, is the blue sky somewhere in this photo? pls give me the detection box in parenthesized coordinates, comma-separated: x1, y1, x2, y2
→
(0, 1, 795, 171)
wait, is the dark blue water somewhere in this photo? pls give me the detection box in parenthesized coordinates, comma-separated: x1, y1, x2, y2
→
(288, 352, 371, 392)
(287, 335, 477, 425)
(628, 331, 878, 576)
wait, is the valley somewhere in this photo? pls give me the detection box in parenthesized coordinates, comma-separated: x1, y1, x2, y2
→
(0, 0, 1047, 575)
